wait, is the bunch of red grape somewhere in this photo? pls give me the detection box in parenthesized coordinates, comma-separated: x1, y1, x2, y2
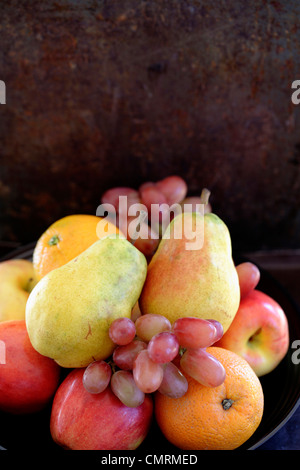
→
(101, 175, 211, 257)
(82, 313, 225, 408)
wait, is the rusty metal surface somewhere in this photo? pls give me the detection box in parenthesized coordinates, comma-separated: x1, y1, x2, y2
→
(0, 0, 300, 251)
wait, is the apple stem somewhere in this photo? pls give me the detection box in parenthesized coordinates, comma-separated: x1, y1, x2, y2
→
(199, 188, 211, 206)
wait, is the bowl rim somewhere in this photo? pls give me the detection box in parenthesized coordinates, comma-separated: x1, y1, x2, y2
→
(1, 244, 300, 451)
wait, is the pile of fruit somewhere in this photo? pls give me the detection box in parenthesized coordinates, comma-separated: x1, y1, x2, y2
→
(0, 176, 290, 450)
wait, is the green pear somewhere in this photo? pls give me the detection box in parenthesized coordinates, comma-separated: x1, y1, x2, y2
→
(26, 235, 147, 368)
(139, 209, 240, 333)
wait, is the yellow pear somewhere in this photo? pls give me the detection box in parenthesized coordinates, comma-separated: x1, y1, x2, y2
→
(139, 208, 240, 333)
(26, 235, 147, 368)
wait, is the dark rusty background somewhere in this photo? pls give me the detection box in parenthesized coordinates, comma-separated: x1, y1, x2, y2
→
(0, 0, 300, 253)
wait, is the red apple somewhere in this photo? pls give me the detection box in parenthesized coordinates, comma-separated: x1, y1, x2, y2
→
(50, 368, 153, 450)
(215, 289, 289, 377)
(0, 320, 61, 414)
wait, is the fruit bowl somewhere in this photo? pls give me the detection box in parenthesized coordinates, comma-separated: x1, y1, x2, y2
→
(1, 244, 300, 451)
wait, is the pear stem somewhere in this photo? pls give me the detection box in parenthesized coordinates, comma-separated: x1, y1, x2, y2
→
(199, 188, 211, 206)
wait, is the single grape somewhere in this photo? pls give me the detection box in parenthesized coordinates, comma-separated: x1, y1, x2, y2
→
(126, 215, 160, 256)
(206, 319, 224, 342)
(111, 370, 145, 408)
(135, 314, 172, 342)
(172, 317, 218, 349)
(109, 317, 136, 346)
(118, 209, 148, 242)
(101, 187, 140, 213)
(158, 362, 188, 398)
(139, 181, 155, 192)
(236, 262, 260, 299)
(139, 184, 168, 218)
(113, 339, 148, 370)
(133, 349, 164, 393)
(180, 348, 226, 388)
(82, 360, 112, 394)
(147, 332, 179, 364)
(133, 235, 160, 257)
(156, 176, 188, 205)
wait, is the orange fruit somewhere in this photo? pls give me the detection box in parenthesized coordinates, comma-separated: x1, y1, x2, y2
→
(33, 214, 120, 280)
(155, 346, 264, 450)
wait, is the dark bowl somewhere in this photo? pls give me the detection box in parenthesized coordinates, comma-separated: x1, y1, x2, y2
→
(0, 245, 300, 451)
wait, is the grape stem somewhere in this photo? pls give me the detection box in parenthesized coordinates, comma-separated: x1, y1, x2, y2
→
(107, 358, 118, 374)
